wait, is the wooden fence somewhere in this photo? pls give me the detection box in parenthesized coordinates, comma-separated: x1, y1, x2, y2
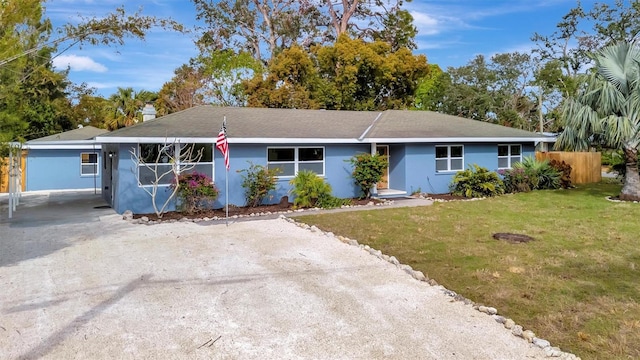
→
(0, 151, 27, 193)
(536, 151, 601, 184)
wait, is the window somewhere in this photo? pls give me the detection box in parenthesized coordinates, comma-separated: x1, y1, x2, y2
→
(498, 144, 522, 169)
(268, 147, 324, 177)
(435, 145, 463, 172)
(137, 143, 214, 186)
(81, 153, 98, 176)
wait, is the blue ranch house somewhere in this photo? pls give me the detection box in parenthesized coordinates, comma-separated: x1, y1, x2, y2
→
(95, 106, 552, 214)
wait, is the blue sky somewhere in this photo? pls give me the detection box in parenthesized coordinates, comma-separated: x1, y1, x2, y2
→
(44, 0, 588, 98)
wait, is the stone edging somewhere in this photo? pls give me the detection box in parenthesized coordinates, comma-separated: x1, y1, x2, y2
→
(283, 215, 580, 360)
(121, 199, 396, 225)
(605, 196, 640, 203)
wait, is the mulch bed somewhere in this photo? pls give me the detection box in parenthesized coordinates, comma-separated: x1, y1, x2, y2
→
(134, 198, 379, 221)
(422, 193, 468, 201)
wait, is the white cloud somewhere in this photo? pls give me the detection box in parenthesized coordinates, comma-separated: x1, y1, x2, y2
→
(53, 55, 108, 72)
(410, 11, 441, 36)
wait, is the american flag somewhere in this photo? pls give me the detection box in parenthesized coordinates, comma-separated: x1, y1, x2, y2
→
(216, 117, 229, 170)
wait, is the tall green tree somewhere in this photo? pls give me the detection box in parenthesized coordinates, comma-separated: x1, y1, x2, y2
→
(199, 49, 264, 106)
(244, 46, 320, 109)
(556, 42, 640, 201)
(314, 35, 428, 110)
(0, 0, 183, 140)
(532, 0, 640, 83)
(414, 64, 448, 111)
(192, 0, 326, 62)
(192, 0, 415, 63)
(243, 36, 427, 110)
(156, 64, 206, 116)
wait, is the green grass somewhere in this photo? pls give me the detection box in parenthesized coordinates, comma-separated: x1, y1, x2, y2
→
(296, 182, 640, 360)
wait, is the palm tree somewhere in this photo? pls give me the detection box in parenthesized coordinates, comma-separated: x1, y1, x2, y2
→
(556, 41, 640, 201)
(105, 87, 158, 130)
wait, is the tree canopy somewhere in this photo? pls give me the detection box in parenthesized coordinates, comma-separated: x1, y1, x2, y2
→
(556, 41, 640, 200)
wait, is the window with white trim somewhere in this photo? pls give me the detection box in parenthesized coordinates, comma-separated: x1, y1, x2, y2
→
(137, 143, 213, 186)
(498, 144, 522, 169)
(435, 145, 463, 172)
(267, 147, 324, 177)
(81, 153, 98, 176)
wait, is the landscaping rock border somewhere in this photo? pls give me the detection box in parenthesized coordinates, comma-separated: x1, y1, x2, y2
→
(283, 214, 581, 360)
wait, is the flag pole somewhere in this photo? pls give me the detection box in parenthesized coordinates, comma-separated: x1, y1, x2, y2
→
(216, 115, 230, 226)
(225, 162, 229, 226)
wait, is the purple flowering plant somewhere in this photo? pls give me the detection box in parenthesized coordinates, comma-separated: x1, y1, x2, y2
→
(170, 171, 219, 214)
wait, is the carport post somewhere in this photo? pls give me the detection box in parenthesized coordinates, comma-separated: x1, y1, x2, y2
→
(8, 144, 13, 219)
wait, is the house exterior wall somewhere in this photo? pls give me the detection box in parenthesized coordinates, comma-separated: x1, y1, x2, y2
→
(388, 144, 406, 192)
(403, 142, 537, 194)
(110, 142, 369, 214)
(26, 148, 101, 191)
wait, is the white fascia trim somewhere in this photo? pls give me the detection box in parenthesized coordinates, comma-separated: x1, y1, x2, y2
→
(365, 137, 554, 143)
(231, 138, 361, 144)
(96, 137, 362, 144)
(23, 144, 103, 150)
(96, 137, 218, 144)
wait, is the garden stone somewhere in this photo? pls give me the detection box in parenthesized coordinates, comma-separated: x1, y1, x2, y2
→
(533, 338, 550, 349)
(412, 270, 426, 281)
(427, 279, 438, 286)
(326, 232, 334, 238)
(504, 319, 515, 329)
(389, 256, 400, 265)
(522, 330, 535, 342)
(400, 264, 413, 276)
(347, 240, 359, 246)
(122, 210, 133, 220)
(140, 216, 149, 222)
(382, 254, 390, 261)
(511, 325, 523, 337)
(545, 347, 562, 357)
(493, 315, 506, 324)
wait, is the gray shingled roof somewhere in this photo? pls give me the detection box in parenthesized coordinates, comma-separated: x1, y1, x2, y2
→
(28, 126, 109, 142)
(367, 110, 543, 139)
(97, 106, 547, 142)
(100, 106, 379, 139)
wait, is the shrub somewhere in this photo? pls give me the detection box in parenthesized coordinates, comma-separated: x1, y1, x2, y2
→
(499, 157, 562, 193)
(238, 162, 280, 207)
(171, 172, 219, 214)
(316, 193, 352, 209)
(289, 170, 334, 208)
(549, 159, 572, 189)
(499, 167, 532, 193)
(288, 170, 350, 209)
(348, 153, 389, 199)
(450, 164, 505, 198)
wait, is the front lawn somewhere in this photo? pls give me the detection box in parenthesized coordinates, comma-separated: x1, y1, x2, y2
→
(296, 182, 640, 360)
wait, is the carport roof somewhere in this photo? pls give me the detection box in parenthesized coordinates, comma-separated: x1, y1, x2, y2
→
(96, 106, 553, 144)
(28, 126, 109, 142)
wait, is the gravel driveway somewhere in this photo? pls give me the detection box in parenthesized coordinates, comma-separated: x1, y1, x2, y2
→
(0, 192, 552, 359)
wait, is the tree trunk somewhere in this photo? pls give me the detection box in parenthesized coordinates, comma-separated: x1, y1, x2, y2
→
(619, 146, 640, 201)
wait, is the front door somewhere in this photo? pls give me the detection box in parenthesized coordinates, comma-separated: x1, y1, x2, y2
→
(376, 145, 389, 190)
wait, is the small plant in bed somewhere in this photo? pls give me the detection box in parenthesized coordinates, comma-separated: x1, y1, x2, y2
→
(171, 172, 219, 215)
(450, 164, 504, 198)
(289, 170, 351, 209)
